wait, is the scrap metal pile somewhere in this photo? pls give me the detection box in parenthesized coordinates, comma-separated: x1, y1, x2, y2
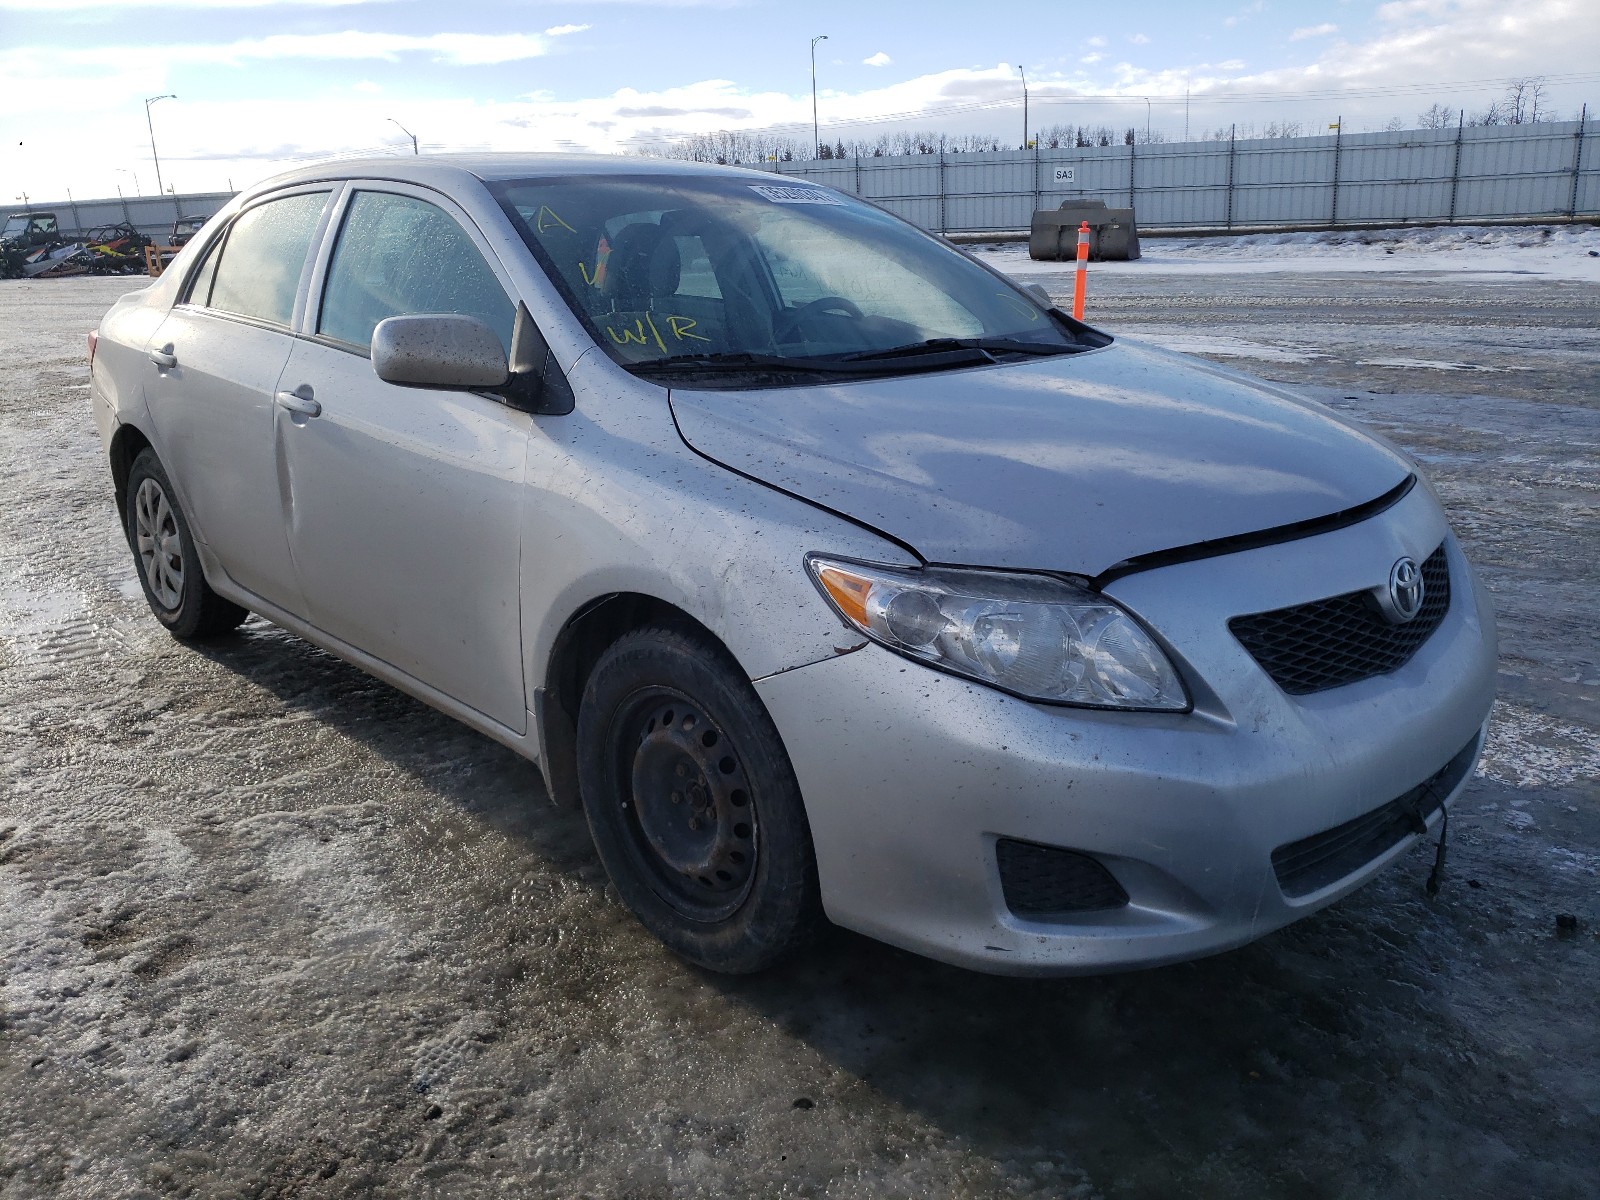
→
(1, 213, 153, 279)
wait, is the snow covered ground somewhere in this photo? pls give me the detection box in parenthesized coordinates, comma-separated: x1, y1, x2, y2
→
(974, 222, 1600, 284)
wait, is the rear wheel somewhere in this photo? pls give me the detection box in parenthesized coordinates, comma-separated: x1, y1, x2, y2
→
(125, 448, 247, 640)
(576, 625, 822, 973)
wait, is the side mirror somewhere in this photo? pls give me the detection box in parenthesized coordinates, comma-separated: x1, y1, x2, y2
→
(1022, 283, 1053, 308)
(371, 314, 510, 389)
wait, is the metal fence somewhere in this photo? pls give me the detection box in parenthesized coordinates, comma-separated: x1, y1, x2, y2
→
(4, 192, 236, 242)
(767, 118, 1599, 234)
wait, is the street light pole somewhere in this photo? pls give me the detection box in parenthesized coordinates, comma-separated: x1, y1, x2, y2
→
(810, 34, 828, 159)
(1018, 64, 1029, 149)
(1144, 96, 1152, 144)
(388, 117, 418, 155)
(145, 94, 175, 195)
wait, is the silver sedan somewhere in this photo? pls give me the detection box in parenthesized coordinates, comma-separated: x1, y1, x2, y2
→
(89, 155, 1496, 974)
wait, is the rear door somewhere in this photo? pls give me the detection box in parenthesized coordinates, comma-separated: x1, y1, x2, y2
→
(275, 184, 530, 731)
(144, 187, 334, 614)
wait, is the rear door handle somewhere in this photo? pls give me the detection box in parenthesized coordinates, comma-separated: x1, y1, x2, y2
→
(149, 345, 177, 369)
(275, 389, 322, 418)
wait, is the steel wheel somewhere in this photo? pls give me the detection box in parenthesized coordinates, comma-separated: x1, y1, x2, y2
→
(133, 476, 184, 610)
(611, 688, 758, 922)
(576, 624, 822, 973)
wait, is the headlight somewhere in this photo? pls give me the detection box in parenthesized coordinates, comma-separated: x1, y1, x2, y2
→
(806, 555, 1188, 711)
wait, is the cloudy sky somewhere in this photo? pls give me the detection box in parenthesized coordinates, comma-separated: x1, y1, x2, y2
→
(3, 0, 1595, 202)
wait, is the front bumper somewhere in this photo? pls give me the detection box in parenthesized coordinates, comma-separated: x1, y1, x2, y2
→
(755, 488, 1497, 975)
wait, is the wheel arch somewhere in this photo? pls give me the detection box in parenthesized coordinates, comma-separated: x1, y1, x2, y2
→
(108, 422, 155, 526)
(538, 592, 742, 808)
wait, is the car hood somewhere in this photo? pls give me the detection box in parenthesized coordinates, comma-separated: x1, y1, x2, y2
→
(667, 340, 1413, 578)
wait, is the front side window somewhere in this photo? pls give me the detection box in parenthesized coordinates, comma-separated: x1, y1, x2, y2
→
(205, 191, 329, 326)
(491, 174, 1094, 385)
(318, 191, 515, 354)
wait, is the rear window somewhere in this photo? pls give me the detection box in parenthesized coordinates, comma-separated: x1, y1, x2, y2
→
(204, 192, 329, 327)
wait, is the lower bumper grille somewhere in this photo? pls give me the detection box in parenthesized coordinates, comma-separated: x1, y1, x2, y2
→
(1271, 732, 1481, 899)
(996, 838, 1129, 917)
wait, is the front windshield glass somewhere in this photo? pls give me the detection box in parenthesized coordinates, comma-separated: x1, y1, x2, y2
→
(2, 216, 28, 239)
(490, 174, 1090, 380)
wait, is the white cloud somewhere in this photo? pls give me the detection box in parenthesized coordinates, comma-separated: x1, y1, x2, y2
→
(1290, 23, 1339, 40)
(1087, 36, 1108, 48)
(1129, 32, 1150, 44)
(863, 51, 892, 68)
(1080, 53, 1104, 65)
(4, 31, 552, 69)
(352, 79, 381, 93)
(545, 23, 591, 36)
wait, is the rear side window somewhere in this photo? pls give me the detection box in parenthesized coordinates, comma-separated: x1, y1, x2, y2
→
(318, 191, 514, 354)
(205, 192, 329, 326)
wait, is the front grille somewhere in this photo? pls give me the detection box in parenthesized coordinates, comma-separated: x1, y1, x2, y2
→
(1272, 732, 1480, 898)
(996, 838, 1129, 917)
(1230, 544, 1450, 695)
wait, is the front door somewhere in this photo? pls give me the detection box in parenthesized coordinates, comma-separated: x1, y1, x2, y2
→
(276, 187, 529, 731)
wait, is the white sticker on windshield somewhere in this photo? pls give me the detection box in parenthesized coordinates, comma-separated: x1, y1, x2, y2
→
(747, 184, 846, 206)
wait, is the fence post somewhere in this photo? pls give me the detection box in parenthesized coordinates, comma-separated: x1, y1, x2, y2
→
(1226, 124, 1236, 229)
(938, 151, 947, 233)
(1570, 103, 1589, 219)
(1032, 142, 1041, 220)
(1330, 115, 1343, 225)
(854, 154, 862, 197)
(1129, 138, 1137, 210)
(1448, 109, 1464, 222)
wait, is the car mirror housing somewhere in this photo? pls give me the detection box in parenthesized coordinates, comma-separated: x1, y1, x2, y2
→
(371, 314, 511, 390)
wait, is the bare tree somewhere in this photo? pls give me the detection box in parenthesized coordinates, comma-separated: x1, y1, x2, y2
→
(1417, 103, 1457, 129)
(1469, 99, 1506, 127)
(1504, 77, 1549, 124)
(1382, 117, 1406, 132)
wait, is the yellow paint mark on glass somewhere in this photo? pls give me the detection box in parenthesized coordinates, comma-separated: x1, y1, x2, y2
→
(996, 291, 1042, 321)
(535, 206, 577, 235)
(665, 315, 710, 342)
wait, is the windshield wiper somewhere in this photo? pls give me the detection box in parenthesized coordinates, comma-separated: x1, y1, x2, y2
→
(837, 337, 1080, 363)
(631, 351, 871, 375)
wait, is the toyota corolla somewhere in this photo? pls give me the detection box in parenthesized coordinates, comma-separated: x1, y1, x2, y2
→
(88, 155, 1496, 975)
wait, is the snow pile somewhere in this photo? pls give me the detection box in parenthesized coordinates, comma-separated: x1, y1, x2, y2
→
(977, 223, 1600, 282)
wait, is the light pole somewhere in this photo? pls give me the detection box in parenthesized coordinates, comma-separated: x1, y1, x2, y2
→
(1143, 96, 1151, 144)
(1018, 64, 1029, 150)
(145, 94, 175, 195)
(388, 117, 418, 155)
(810, 34, 828, 159)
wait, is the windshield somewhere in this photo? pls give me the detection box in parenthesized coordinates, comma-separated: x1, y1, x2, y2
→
(2, 217, 28, 239)
(490, 174, 1095, 382)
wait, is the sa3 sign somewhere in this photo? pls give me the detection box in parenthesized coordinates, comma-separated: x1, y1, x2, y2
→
(1052, 167, 1076, 184)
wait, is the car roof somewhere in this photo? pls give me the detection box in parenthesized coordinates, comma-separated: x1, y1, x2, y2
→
(241, 153, 775, 201)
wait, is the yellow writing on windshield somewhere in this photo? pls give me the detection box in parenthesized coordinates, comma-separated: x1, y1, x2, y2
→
(996, 291, 1042, 321)
(665, 315, 710, 342)
(535, 206, 578, 235)
(605, 313, 670, 353)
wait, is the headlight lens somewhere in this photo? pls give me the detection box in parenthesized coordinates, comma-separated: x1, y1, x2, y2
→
(807, 556, 1188, 711)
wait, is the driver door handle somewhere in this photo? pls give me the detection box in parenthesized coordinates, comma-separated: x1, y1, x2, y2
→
(149, 345, 177, 369)
(275, 389, 322, 418)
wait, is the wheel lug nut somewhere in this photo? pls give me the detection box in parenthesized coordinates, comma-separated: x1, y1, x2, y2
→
(675, 764, 688, 779)
(688, 817, 700, 830)
(671, 791, 681, 804)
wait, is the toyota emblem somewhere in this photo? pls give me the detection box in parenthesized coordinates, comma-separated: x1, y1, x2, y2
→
(1387, 557, 1425, 622)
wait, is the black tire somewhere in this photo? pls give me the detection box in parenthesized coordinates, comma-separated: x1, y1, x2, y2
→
(576, 624, 823, 974)
(125, 448, 247, 640)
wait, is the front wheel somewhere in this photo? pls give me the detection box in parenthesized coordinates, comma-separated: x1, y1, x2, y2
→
(125, 448, 247, 640)
(576, 625, 823, 973)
